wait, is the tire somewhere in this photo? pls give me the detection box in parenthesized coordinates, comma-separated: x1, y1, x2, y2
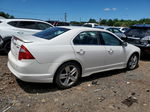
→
(127, 53, 139, 70)
(54, 62, 81, 89)
(4, 41, 11, 54)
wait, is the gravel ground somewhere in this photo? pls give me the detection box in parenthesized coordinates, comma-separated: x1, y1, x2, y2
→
(0, 52, 150, 112)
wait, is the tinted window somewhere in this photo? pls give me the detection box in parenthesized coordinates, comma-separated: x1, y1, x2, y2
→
(83, 24, 92, 27)
(73, 31, 99, 45)
(113, 28, 122, 33)
(18, 21, 37, 29)
(107, 28, 113, 32)
(125, 28, 150, 38)
(34, 27, 70, 40)
(8, 21, 18, 27)
(107, 28, 121, 33)
(36, 22, 52, 30)
(101, 32, 121, 45)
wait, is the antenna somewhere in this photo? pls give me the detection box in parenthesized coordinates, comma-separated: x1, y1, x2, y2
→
(64, 12, 67, 22)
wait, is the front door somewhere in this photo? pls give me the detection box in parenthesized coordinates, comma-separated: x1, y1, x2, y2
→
(100, 32, 126, 69)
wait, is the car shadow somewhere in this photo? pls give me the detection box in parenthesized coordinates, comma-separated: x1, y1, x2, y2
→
(140, 54, 150, 61)
(16, 79, 59, 94)
(17, 68, 128, 94)
(0, 51, 7, 56)
(79, 68, 127, 83)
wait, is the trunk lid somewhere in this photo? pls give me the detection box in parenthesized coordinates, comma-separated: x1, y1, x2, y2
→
(11, 35, 46, 59)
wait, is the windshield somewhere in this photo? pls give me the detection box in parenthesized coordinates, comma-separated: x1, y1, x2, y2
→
(125, 28, 150, 38)
(34, 27, 70, 40)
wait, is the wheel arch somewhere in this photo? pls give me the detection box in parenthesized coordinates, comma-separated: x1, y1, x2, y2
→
(2, 36, 12, 48)
(126, 51, 140, 69)
(129, 52, 140, 61)
(53, 60, 83, 82)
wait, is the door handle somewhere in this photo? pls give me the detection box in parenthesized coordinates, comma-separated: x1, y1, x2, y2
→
(76, 49, 85, 55)
(17, 32, 24, 35)
(108, 49, 113, 54)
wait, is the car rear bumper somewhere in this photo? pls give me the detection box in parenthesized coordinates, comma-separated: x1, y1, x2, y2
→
(7, 51, 54, 83)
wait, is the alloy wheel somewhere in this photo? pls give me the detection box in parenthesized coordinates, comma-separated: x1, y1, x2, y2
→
(128, 54, 138, 70)
(59, 65, 79, 87)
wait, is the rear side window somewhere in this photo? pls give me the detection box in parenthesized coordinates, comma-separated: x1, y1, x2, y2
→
(8, 21, 18, 27)
(101, 32, 121, 46)
(73, 31, 99, 45)
(17, 21, 37, 29)
(34, 27, 70, 40)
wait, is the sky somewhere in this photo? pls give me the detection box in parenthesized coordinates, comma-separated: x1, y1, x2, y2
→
(0, 0, 150, 22)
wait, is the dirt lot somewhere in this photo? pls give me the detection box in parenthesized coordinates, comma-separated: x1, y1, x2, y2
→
(0, 52, 150, 112)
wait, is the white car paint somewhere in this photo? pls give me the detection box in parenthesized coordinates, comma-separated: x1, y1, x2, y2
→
(8, 26, 140, 83)
(0, 19, 53, 52)
(0, 19, 53, 38)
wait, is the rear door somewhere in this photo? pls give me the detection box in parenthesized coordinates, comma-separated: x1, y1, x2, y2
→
(100, 32, 126, 69)
(16, 21, 41, 35)
(72, 31, 107, 74)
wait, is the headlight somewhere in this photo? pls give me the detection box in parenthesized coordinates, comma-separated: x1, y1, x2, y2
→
(140, 36, 150, 46)
(140, 39, 148, 45)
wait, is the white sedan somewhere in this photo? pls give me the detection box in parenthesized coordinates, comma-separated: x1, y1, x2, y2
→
(8, 26, 140, 89)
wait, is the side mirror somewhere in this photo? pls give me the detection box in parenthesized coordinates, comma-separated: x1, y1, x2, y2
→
(122, 42, 127, 47)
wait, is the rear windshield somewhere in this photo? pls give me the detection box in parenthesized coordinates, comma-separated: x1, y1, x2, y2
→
(33, 27, 70, 40)
(125, 27, 150, 38)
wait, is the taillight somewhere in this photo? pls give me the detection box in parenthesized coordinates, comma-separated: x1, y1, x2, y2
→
(19, 45, 35, 60)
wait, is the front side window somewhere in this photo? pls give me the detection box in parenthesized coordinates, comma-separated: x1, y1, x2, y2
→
(101, 32, 121, 46)
(36, 22, 52, 30)
(34, 27, 70, 40)
(73, 31, 99, 45)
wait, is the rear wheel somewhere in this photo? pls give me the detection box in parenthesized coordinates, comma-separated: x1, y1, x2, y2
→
(127, 53, 139, 70)
(55, 62, 81, 89)
(4, 41, 11, 54)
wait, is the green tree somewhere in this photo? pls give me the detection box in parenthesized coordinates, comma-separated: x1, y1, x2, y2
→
(0, 12, 15, 19)
(107, 19, 113, 26)
(100, 19, 107, 25)
(88, 18, 97, 23)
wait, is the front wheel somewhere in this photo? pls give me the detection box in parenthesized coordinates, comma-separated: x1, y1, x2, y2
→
(127, 53, 139, 70)
(54, 62, 81, 89)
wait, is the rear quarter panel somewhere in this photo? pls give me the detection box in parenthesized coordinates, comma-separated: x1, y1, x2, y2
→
(26, 43, 76, 64)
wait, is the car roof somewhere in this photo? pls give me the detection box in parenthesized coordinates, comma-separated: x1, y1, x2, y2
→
(58, 26, 107, 31)
(131, 24, 150, 28)
(94, 25, 111, 29)
(0, 18, 50, 23)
